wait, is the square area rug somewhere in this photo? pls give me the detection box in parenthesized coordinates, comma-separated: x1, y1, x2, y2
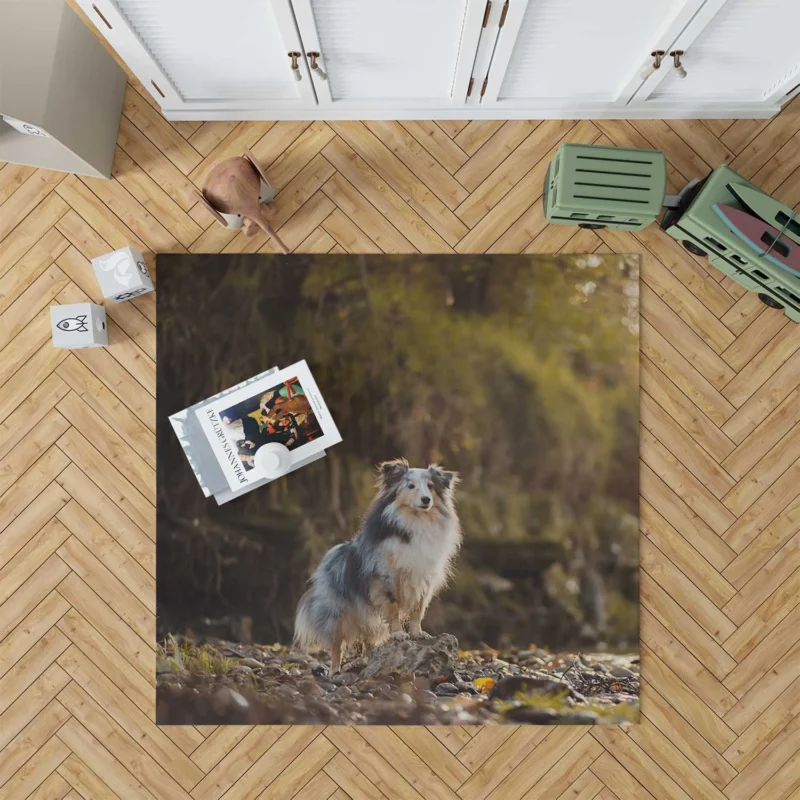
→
(156, 253, 640, 726)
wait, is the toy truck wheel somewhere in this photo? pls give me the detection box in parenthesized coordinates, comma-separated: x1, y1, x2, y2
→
(578, 223, 607, 230)
(758, 293, 784, 310)
(682, 240, 707, 257)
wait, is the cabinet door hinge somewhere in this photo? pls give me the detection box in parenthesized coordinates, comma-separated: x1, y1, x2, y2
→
(499, 0, 509, 27)
(482, 0, 491, 27)
(467, 77, 475, 97)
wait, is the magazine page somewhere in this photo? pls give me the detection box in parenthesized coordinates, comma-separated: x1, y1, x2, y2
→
(195, 360, 342, 491)
(213, 451, 327, 505)
(169, 366, 280, 497)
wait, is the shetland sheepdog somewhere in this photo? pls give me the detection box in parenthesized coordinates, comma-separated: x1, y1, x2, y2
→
(294, 458, 461, 672)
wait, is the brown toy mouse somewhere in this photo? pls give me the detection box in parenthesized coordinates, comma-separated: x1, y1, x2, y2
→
(197, 149, 289, 254)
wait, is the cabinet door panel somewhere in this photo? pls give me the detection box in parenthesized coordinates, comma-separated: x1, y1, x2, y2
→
(77, 0, 314, 111)
(485, 0, 702, 106)
(646, 0, 800, 104)
(292, 0, 484, 106)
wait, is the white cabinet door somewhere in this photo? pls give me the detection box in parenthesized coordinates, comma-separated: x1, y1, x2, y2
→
(480, 0, 707, 111)
(76, 0, 316, 113)
(289, 0, 486, 109)
(634, 0, 800, 110)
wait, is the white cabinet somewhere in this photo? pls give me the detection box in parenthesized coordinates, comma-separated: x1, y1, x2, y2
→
(289, 0, 486, 109)
(77, 0, 800, 120)
(633, 0, 800, 110)
(481, 0, 706, 108)
(77, 0, 316, 113)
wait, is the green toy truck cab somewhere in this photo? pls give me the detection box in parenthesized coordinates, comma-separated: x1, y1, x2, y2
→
(544, 143, 667, 232)
(660, 165, 800, 323)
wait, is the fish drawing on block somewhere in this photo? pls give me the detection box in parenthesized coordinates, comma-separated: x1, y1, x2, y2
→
(56, 315, 89, 333)
(713, 204, 800, 276)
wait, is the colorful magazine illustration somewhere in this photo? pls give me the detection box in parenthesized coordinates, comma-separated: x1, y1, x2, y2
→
(193, 360, 342, 493)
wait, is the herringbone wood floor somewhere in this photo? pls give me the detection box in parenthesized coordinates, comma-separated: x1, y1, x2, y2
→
(3, 59, 800, 799)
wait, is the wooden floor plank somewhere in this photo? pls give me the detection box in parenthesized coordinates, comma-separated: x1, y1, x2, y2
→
(724, 674, 800, 771)
(322, 137, 452, 253)
(0, 733, 70, 800)
(365, 121, 468, 210)
(55, 424, 154, 531)
(721, 348, 800, 444)
(189, 727, 288, 800)
(639, 680, 737, 790)
(57, 646, 202, 788)
(56, 536, 154, 645)
(0, 482, 68, 574)
(641, 500, 735, 608)
(591, 726, 695, 800)
(121, 85, 202, 176)
(0, 170, 65, 244)
(641, 392, 735, 500)
(0, 264, 69, 347)
(1, 195, 69, 284)
(0, 163, 37, 206)
(454, 121, 506, 155)
(400, 121, 469, 175)
(724, 641, 800, 733)
(724, 565, 800, 664)
(56, 391, 154, 501)
(722, 386, 800, 479)
(56, 717, 156, 800)
(56, 681, 193, 800)
(262, 122, 335, 192)
(329, 122, 468, 247)
(116, 116, 201, 212)
(56, 573, 155, 679)
(55, 463, 155, 574)
(187, 122, 239, 158)
(0, 699, 70, 789)
(321, 173, 416, 254)
(0, 229, 68, 317)
(641, 538, 735, 643)
(640, 357, 735, 464)
(57, 753, 122, 800)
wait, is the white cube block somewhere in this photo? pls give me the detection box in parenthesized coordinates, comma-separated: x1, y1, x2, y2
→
(51, 303, 108, 349)
(91, 246, 154, 302)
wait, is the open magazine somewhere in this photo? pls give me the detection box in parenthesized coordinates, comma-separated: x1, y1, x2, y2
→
(170, 360, 341, 504)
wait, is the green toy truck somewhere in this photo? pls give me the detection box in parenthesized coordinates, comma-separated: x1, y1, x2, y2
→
(659, 165, 800, 322)
(544, 142, 800, 322)
(543, 143, 667, 232)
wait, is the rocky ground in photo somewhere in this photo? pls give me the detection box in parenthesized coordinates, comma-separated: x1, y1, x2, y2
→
(156, 633, 639, 726)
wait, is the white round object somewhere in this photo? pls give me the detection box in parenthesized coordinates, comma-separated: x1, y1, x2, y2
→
(254, 442, 292, 478)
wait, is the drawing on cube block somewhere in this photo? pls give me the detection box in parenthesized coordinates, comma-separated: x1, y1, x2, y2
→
(50, 302, 107, 349)
(91, 245, 154, 302)
(56, 315, 89, 332)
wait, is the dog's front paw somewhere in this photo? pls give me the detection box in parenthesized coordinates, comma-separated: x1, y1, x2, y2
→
(390, 630, 409, 641)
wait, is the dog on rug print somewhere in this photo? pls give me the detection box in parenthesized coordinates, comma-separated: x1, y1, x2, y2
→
(294, 458, 461, 673)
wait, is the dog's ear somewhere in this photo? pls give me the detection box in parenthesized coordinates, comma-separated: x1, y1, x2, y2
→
(377, 458, 409, 488)
(429, 464, 459, 492)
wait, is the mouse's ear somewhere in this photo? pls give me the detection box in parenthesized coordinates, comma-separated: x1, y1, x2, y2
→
(243, 149, 274, 192)
(377, 457, 409, 488)
(196, 190, 229, 228)
(429, 464, 459, 491)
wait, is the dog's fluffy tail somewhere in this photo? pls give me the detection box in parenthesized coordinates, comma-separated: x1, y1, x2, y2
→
(294, 541, 387, 655)
(293, 580, 332, 652)
(293, 542, 352, 651)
